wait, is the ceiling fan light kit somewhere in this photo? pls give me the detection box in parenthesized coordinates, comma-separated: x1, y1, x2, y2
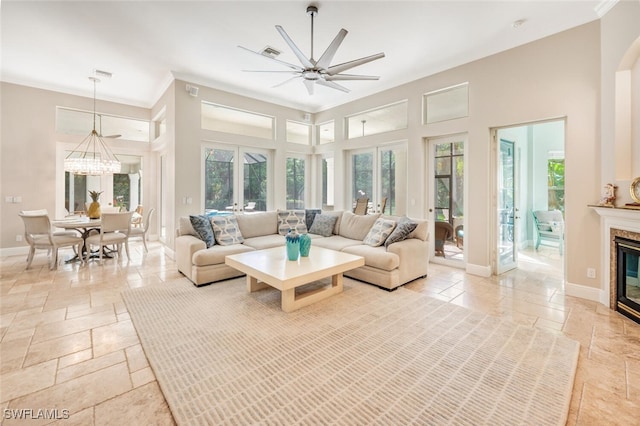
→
(239, 4, 385, 95)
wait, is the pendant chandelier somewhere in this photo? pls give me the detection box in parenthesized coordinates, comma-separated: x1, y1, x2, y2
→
(64, 77, 121, 175)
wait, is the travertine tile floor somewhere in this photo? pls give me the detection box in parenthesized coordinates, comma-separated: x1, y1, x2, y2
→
(1, 242, 638, 425)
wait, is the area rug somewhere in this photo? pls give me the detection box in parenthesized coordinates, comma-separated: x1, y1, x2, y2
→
(123, 278, 579, 425)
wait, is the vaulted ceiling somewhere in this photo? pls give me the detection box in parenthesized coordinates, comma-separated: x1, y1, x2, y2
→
(1, 1, 609, 112)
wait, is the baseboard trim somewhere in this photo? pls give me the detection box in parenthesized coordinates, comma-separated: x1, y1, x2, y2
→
(466, 263, 491, 277)
(565, 281, 603, 304)
(0, 246, 29, 257)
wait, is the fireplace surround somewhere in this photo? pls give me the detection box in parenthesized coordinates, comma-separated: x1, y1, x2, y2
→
(592, 206, 640, 320)
(613, 235, 640, 323)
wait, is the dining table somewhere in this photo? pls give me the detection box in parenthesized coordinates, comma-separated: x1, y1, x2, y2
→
(52, 216, 105, 261)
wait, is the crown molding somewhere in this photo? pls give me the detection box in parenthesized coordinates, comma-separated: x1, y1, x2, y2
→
(594, 0, 619, 18)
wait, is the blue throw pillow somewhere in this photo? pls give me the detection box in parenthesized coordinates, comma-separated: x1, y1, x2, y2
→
(305, 209, 322, 230)
(384, 217, 418, 248)
(309, 214, 338, 237)
(189, 215, 216, 248)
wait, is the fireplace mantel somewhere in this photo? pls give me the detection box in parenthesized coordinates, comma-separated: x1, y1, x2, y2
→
(590, 205, 640, 307)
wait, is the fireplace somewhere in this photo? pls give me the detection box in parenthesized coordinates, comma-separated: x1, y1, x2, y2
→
(614, 236, 640, 324)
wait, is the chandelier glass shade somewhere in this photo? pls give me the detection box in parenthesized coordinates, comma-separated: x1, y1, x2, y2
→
(64, 77, 121, 175)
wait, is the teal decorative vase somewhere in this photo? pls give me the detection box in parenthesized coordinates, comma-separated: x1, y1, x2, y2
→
(299, 233, 311, 257)
(285, 231, 300, 261)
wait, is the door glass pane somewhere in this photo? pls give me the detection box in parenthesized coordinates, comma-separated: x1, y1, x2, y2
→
(452, 156, 464, 217)
(352, 152, 373, 205)
(286, 157, 305, 209)
(204, 148, 235, 212)
(435, 157, 451, 175)
(435, 178, 451, 221)
(498, 139, 516, 270)
(243, 151, 267, 212)
(65, 172, 87, 213)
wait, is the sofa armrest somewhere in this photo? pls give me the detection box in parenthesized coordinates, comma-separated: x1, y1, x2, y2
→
(176, 235, 206, 278)
(387, 237, 427, 255)
(387, 237, 429, 278)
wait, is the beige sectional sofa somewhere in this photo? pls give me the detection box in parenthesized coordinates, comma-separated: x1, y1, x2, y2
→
(175, 210, 429, 290)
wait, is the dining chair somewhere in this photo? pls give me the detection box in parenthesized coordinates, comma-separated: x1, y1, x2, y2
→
(85, 211, 133, 262)
(129, 208, 155, 252)
(18, 212, 84, 269)
(379, 197, 388, 214)
(131, 205, 144, 227)
(353, 197, 369, 215)
(21, 209, 81, 254)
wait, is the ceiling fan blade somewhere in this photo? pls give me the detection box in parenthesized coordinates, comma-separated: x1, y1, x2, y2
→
(326, 52, 385, 75)
(242, 70, 300, 74)
(238, 45, 303, 71)
(315, 28, 348, 70)
(275, 25, 314, 69)
(325, 74, 380, 81)
(316, 79, 350, 93)
(273, 76, 300, 88)
(102, 134, 121, 139)
(303, 79, 315, 95)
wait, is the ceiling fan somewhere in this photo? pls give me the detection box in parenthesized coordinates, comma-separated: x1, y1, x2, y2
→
(238, 5, 385, 95)
(98, 115, 121, 139)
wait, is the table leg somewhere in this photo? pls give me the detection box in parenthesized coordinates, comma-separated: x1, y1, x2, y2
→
(246, 275, 270, 292)
(281, 273, 344, 313)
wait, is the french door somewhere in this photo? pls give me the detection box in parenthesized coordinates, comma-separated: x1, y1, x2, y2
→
(427, 135, 466, 264)
(349, 143, 407, 216)
(203, 145, 271, 213)
(496, 137, 518, 274)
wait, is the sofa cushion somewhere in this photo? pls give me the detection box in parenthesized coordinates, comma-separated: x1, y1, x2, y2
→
(243, 234, 286, 250)
(189, 215, 216, 248)
(385, 217, 418, 248)
(178, 216, 198, 237)
(192, 244, 254, 266)
(277, 210, 308, 235)
(211, 215, 245, 246)
(305, 209, 322, 230)
(409, 218, 429, 241)
(342, 245, 400, 271)
(308, 214, 338, 237)
(312, 235, 364, 251)
(363, 218, 397, 247)
(235, 211, 278, 238)
(339, 211, 380, 241)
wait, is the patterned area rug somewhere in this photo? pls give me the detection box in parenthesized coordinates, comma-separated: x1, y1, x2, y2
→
(123, 278, 579, 425)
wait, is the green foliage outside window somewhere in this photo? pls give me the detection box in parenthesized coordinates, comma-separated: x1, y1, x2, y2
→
(286, 157, 305, 209)
(548, 159, 565, 213)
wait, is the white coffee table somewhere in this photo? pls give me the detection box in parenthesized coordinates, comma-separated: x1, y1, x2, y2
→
(225, 246, 365, 312)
